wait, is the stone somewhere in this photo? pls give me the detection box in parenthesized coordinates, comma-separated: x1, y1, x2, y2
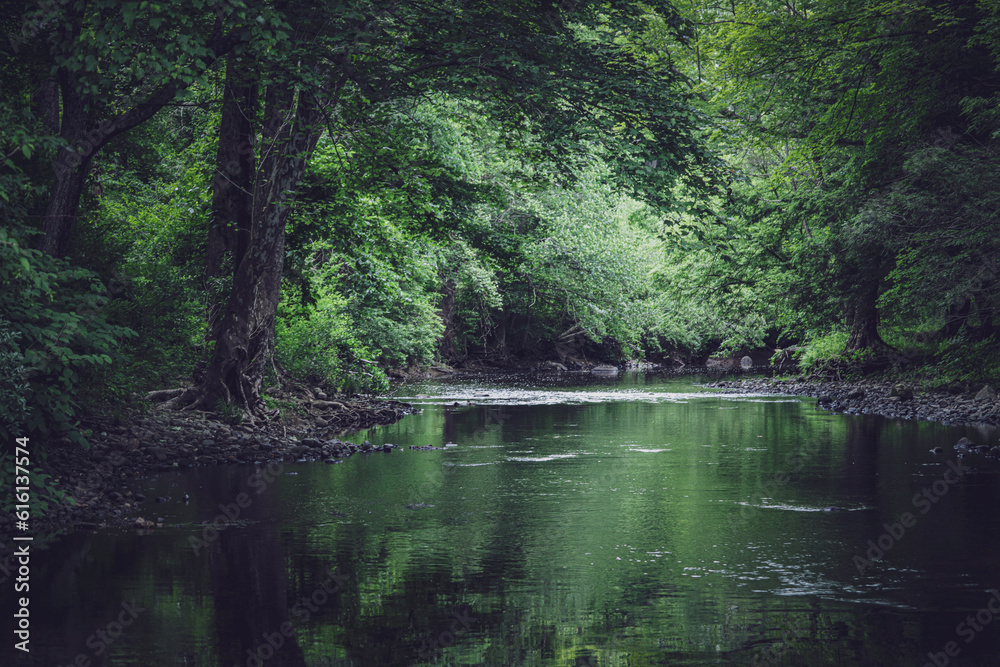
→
(740, 355, 753, 369)
(975, 384, 997, 402)
(890, 384, 913, 401)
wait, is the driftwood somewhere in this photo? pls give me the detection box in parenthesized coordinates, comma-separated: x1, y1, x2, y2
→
(146, 388, 186, 402)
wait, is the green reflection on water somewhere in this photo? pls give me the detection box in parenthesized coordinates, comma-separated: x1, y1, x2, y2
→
(8, 373, 1000, 667)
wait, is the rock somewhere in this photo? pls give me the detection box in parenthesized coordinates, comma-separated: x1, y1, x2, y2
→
(541, 360, 568, 372)
(740, 356, 753, 369)
(406, 503, 434, 510)
(846, 389, 865, 400)
(592, 364, 618, 373)
(133, 517, 156, 529)
(930, 447, 944, 454)
(956, 437, 974, 449)
(891, 384, 913, 401)
(975, 384, 997, 402)
(948, 381, 965, 395)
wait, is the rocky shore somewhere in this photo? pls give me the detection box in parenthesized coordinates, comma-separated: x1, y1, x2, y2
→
(0, 397, 413, 540)
(709, 377, 1000, 427)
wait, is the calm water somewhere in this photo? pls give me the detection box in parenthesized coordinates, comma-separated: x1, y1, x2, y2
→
(4, 372, 1000, 666)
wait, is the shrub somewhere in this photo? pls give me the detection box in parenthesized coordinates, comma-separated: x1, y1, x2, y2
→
(0, 228, 135, 446)
(276, 292, 389, 395)
(795, 331, 849, 371)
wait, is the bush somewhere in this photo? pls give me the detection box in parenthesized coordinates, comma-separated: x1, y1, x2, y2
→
(276, 292, 389, 395)
(931, 334, 1000, 383)
(0, 325, 28, 438)
(795, 331, 849, 371)
(0, 228, 135, 446)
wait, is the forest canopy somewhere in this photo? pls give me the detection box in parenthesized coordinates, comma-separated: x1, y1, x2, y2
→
(2, 0, 999, 444)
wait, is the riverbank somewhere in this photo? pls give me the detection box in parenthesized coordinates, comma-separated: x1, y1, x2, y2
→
(0, 397, 413, 540)
(709, 377, 1000, 427)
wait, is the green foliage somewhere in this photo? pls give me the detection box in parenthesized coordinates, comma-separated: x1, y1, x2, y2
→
(0, 453, 76, 517)
(0, 325, 29, 437)
(0, 228, 135, 446)
(795, 332, 850, 372)
(930, 334, 1000, 383)
(276, 291, 389, 395)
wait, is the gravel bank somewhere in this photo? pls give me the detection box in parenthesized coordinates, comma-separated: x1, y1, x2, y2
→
(709, 378, 1000, 427)
(0, 398, 413, 540)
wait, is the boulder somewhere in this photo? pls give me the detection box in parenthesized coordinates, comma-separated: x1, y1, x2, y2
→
(740, 356, 753, 369)
(591, 364, 618, 373)
(975, 384, 997, 402)
(890, 384, 913, 401)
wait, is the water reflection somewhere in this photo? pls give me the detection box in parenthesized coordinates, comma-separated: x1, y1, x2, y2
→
(3, 372, 1000, 666)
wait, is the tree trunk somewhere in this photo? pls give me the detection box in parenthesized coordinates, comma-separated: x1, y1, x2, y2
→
(207, 54, 258, 282)
(439, 270, 458, 362)
(206, 54, 259, 329)
(191, 85, 325, 416)
(844, 283, 889, 352)
(38, 69, 93, 257)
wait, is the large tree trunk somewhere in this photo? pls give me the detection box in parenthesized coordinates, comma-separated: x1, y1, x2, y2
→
(190, 85, 325, 416)
(206, 54, 259, 332)
(845, 282, 890, 352)
(206, 54, 258, 290)
(38, 69, 94, 258)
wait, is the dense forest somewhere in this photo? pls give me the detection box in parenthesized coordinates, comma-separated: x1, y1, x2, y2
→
(2, 0, 1000, 447)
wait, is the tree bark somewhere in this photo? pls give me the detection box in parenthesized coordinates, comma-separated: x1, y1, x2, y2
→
(844, 282, 889, 352)
(192, 85, 325, 416)
(207, 54, 258, 329)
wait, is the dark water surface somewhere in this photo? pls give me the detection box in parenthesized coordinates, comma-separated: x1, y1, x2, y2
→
(5, 372, 1000, 666)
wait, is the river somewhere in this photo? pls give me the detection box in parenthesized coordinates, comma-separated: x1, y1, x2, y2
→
(4, 372, 1000, 666)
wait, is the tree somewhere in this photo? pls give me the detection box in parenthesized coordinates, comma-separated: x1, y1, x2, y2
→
(14, 0, 271, 258)
(688, 0, 1000, 357)
(177, 0, 719, 417)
